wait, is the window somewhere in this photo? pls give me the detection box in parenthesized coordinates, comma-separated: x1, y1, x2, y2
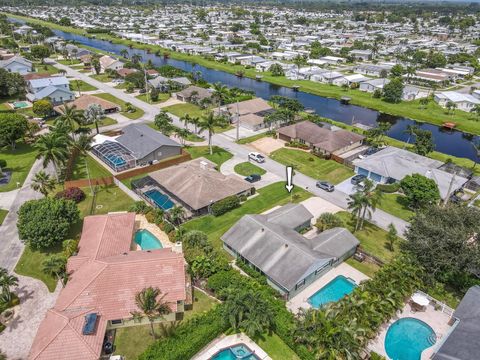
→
(295, 279, 305, 290)
(111, 319, 123, 325)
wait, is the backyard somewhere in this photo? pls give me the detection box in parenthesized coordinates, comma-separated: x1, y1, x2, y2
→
(94, 93, 144, 120)
(15, 184, 135, 291)
(113, 290, 218, 360)
(0, 142, 37, 192)
(183, 182, 311, 251)
(184, 145, 233, 168)
(70, 154, 111, 180)
(270, 148, 354, 184)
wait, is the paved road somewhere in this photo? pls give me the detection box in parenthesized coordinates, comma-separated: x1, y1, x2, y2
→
(54, 61, 408, 235)
(0, 160, 53, 271)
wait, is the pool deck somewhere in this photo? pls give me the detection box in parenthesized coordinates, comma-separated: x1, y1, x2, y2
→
(134, 214, 173, 249)
(368, 297, 453, 359)
(191, 333, 272, 360)
(287, 262, 370, 313)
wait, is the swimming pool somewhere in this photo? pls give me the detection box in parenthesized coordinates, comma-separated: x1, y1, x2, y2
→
(210, 344, 260, 360)
(308, 275, 357, 308)
(105, 154, 126, 167)
(134, 229, 163, 250)
(144, 189, 175, 210)
(385, 318, 436, 360)
(13, 101, 29, 109)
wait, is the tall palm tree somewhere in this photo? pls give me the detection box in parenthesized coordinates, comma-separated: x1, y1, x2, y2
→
(198, 112, 227, 155)
(55, 103, 83, 137)
(357, 179, 382, 230)
(212, 82, 229, 108)
(175, 128, 191, 146)
(132, 287, 171, 339)
(31, 170, 56, 197)
(0, 268, 18, 303)
(189, 116, 200, 134)
(35, 132, 70, 180)
(347, 192, 364, 232)
(180, 113, 191, 129)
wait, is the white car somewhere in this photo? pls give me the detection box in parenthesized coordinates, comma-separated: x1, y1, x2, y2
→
(248, 152, 265, 163)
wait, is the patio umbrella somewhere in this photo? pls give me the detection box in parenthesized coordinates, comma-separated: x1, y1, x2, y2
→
(411, 293, 429, 307)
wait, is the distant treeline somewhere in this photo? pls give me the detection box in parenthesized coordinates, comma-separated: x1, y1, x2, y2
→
(0, 0, 479, 15)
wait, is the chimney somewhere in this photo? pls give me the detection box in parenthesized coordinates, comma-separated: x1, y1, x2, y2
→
(173, 241, 183, 254)
(199, 160, 208, 170)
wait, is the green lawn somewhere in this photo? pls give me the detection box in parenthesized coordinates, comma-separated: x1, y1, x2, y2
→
(376, 193, 415, 221)
(90, 73, 114, 82)
(236, 132, 269, 144)
(270, 148, 354, 184)
(234, 162, 266, 176)
(70, 154, 111, 180)
(0, 209, 8, 225)
(183, 182, 311, 251)
(94, 93, 144, 120)
(69, 79, 97, 92)
(336, 211, 401, 264)
(57, 59, 81, 65)
(0, 142, 37, 192)
(146, 122, 204, 142)
(15, 184, 135, 291)
(256, 333, 300, 360)
(346, 258, 381, 278)
(163, 103, 233, 133)
(474, 199, 480, 208)
(34, 63, 61, 75)
(185, 146, 233, 168)
(113, 289, 218, 360)
(136, 92, 170, 104)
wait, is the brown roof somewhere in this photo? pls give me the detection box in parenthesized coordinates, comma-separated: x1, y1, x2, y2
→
(80, 54, 92, 63)
(148, 157, 252, 211)
(29, 213, 186, 360)
(117, 68, 137, 78)
(177, 85, 212, 100)
(54, 94, 119, 113)
(22, 73, 54, 81)
(225, 98, 272, 116)
(278, 121, 365, 153)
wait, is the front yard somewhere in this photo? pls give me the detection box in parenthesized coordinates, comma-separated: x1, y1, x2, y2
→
(183, 182, 311, 251)
(234, 162, 266, 176)
(69, 79, 97, 92)
(15, 184, 135, 291)
(136, 92, 170, 104)
(376, 193, 415, 221)
(0, 142, 37, 192)
(270, 148, 354, 184)
(94, 93, 144, 120)
(185, 145, 233, 168)
(163, 103, 233, 133)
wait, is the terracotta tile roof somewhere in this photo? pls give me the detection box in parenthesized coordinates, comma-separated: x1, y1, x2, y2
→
(117, 68, 137, 78)
(54, 94, 119, 113)
(23, 73, 55, 81)
(29, 213, 186, 360)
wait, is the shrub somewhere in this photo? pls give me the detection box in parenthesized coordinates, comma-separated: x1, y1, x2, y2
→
(55, 187, 85, 203)
(286, 140, 309, 150)
(17, 197, 79, 249)
(0, 159, 6, 168)
(129, 201, 152, 214)
(162, 221, 174, 234)
(211, 195, 240, 216)
(376, 182, 400, 193)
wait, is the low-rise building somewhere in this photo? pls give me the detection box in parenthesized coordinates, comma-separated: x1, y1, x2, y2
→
(434, 91, 480, 112)
(99, 55, 124, 73)
(0, 55, 33, 75)
(26, 76, 75, 105)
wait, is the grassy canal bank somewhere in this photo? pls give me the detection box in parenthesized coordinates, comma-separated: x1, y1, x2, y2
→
(8, 13, 480, 136)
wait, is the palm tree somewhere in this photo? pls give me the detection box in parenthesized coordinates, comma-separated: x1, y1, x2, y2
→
(131, 53, 142, 64)
(406, 66, 416, 81)
(55, 103, 83, 137)
(198, 112, 227, 155)
(180, 113, 191, 129)
(120, 49, 129, 59)
(403, 124, 418, 145)
(42, 255, 67, 286)
(189, 116, 200, 134)
(132, 287, 171, 339)
(347, 192, 364, 232)
(31, 170, 56, 197)
(357, 179, 382, 230)
(175, 128, 191, 146)
(83, 103, 104, 134)
(212, 82, 229, 108)
(35, 132, 70, 180)
(0, 268, 18, 303)
(168, 205, 185, 226)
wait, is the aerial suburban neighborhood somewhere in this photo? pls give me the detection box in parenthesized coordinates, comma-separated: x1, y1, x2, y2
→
(0, 1, 479, 360)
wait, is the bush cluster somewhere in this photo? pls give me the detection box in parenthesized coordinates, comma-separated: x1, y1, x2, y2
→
(211, 195, 240, 216)
(376, 182, 400, 193)
(55, 187, 86, 203)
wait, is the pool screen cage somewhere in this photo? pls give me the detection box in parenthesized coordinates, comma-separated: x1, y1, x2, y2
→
(92, 141, 136, 172)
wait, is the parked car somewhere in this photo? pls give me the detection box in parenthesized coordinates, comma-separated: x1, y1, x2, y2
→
(351, 174, 367, 185)
(248, 152, 265, 163)
(112, 79, 124, 84)
(316, 180, 334, 192)
(245, 174, 261, 183)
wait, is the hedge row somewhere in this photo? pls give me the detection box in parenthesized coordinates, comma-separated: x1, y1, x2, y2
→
(211, 195, 240, 216)
(139, 307, 228, 360)
(376, 182, 400, 193)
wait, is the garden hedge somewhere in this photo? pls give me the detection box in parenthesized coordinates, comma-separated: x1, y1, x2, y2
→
(211, 195, 240, 216)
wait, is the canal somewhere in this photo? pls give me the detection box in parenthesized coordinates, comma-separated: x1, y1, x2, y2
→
(35, 27, 480, 162)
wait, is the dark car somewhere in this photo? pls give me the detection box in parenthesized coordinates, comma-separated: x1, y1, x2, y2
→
(245, 174, 261, 183)
(351, 174, 367, 185)
(316, 181, 334, 192)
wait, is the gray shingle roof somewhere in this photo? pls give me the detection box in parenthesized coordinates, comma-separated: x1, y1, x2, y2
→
(222, 204, 359, 292)
(116, 124, 181, 160)
(433, 286, 480, 360)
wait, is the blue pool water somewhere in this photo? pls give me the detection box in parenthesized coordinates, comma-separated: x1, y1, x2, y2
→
(308, 275, 357, 308)
(134, 229, 163, 250)
(105, 154, 126, 167)
(144, 189, 175, 210)
(385, 318, 436, 360)
(211, 344, 260, 360)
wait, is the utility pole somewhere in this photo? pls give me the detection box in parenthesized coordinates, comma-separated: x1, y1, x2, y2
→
(235, 100, 240, 141)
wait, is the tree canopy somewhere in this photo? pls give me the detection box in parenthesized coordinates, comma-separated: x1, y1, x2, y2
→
(0, 113, 28, 149)
(400, 173, 440, 209)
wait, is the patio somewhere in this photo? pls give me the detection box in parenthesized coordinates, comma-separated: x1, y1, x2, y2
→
(134, 214, 173, 249)
(191, 333, 271, 360)
(287, 262, 370, 313)
(368, 291, 454, 359)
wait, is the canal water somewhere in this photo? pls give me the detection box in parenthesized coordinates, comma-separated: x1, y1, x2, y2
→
(25, 24, 480, 161)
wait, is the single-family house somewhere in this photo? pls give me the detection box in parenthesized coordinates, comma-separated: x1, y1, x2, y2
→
(354, 64, 390, 77)
(350, 49, 373, 61)
(278, 121, 365, 157)
(0, 55, 33, 75)
(99, 55, 124, 73)
(433, 286, 480, 360)
(222, 203, 360, 299)
(332, 74, 370, 87)
(352, 146, 468, 200)
(218, 98, 275, 131)
(54, 94, 119, 114)
(434, 91, 480, 112)
(412, 69, 452, 84)
(26, 76, 75, 105)
(142, 158, 253, 215)
(359, 78, 390, 93)
(176, 85, 212, 103)
(319, 56, 346, 64)
(29, 212, 188, 360)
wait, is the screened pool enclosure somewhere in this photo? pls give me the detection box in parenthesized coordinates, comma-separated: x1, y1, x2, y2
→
(92, 140, 136, 172)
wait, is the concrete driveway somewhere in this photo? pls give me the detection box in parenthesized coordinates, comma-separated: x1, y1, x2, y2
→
(249, 137, 285, 155)
(301, 197, 343, 218)
(335, 177, 359, 195)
